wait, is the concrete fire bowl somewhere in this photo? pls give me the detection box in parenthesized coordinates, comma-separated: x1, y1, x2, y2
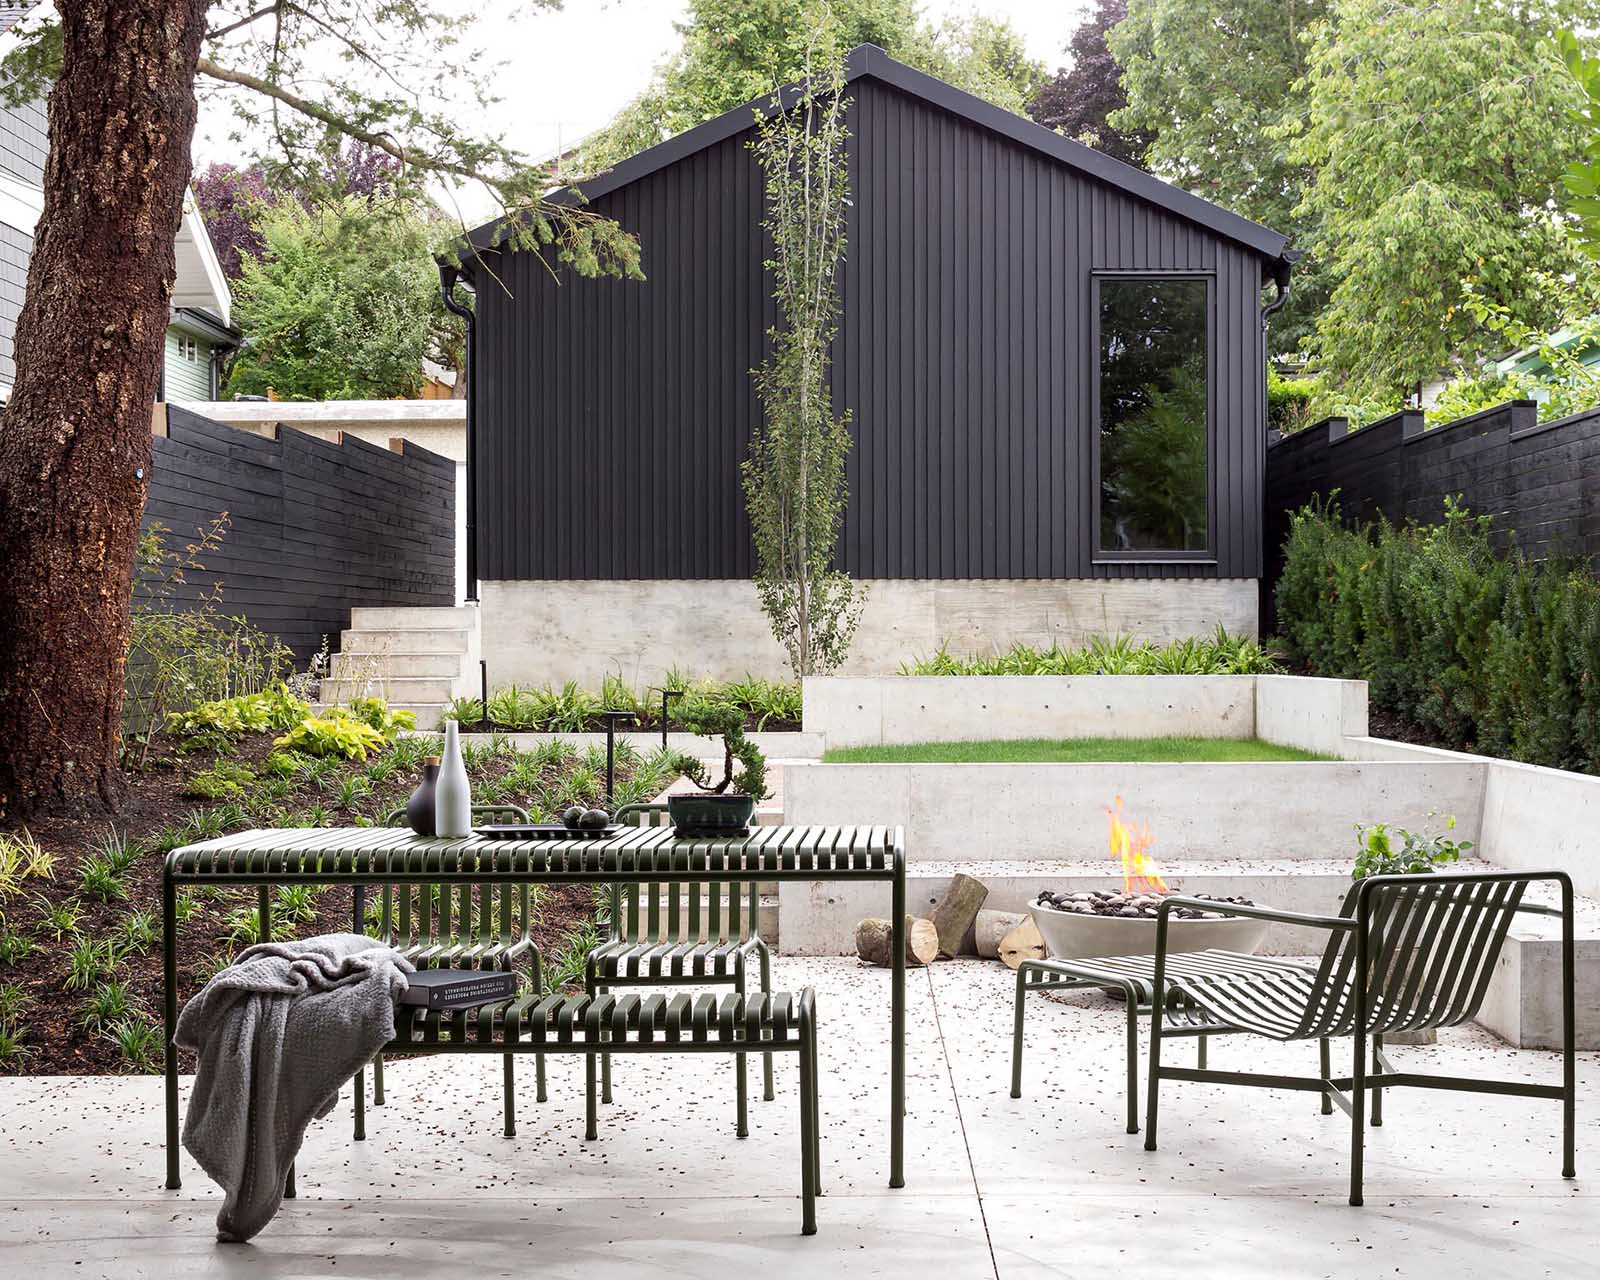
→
(1029, 900, 1269, 962)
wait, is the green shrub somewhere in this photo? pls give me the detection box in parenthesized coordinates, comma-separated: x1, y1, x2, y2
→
(104, 1014, 162, 1074)
(1353, 816, 1471, 880)
(441, 696, 485, 727)
(166, 682, 309, 740)
(274, 709, 388, 760)
(65, 935, 123, 991)
(120, 909, 159, 953)
(0, 981, 30, 1022)
(78, 979, 136, 1031)
(0, 1020, 30, 1069)
(346, 696, 416, 740)
(1276, 497, 1600, 773)
(79, 854, 128, 903)
(0, 831, 55, 901)
(125, 520, 297, 761)
(1267, 366, 1319, 435)
(0, 930, 35, 965)
(897, 628, 1280, 677)
(182, 760, 257, 801)
(34, 895, 82, 941)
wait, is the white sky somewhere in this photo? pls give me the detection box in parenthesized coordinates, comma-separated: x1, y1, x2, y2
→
(192, 0, 1093, 225)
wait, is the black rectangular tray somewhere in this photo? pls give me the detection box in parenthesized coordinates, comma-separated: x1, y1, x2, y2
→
(474, 824, 622, 841)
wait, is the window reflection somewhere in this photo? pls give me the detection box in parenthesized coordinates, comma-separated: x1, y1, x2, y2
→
(1098, 278, 1209, 553)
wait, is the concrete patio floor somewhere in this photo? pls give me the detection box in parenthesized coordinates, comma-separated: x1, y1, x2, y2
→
(1, 957, 1594, 1278)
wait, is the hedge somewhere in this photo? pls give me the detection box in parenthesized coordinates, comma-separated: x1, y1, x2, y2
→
(1275, 497, 1600, 774)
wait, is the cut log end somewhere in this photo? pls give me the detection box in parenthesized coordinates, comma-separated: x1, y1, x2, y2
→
(855, 916, 940, 968)
(974, 909, 1028, 960)
(998, 919, 1046, 970)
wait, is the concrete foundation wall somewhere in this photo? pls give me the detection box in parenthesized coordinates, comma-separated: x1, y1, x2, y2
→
(805, 675, 1258, 750)
(479, 578, 1259, 686)
(781, 759, 1486, 862)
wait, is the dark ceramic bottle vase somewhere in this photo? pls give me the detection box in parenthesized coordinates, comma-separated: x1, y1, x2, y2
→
(406, 758, 441, 837)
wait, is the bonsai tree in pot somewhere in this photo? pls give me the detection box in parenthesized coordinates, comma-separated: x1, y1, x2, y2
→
(665, 696, 769, 835)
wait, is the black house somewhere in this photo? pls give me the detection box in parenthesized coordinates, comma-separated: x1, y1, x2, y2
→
(455, 45, 1294, 684)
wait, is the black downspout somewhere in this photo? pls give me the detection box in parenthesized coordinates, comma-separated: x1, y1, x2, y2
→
(439, 263, 478, 603)
(1260, 250, 1299, 329)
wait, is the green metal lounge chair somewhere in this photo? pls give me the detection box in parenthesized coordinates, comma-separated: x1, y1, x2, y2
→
(368, 804, 544, 1136)
(1027, 869, 1575, 1205)
(587, 803, 775, 1137)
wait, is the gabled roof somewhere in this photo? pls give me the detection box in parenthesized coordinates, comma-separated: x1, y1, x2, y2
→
(462, 43, 1290, 267)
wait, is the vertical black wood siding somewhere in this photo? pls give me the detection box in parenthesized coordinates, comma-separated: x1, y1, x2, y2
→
(141, 406, 455, 661)
(474, 77, 1270, 582)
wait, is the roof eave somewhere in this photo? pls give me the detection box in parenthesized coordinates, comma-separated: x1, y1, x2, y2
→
(456, 43, 1289, 268)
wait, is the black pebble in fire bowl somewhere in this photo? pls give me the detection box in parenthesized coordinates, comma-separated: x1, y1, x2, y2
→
(1033, 890, 1256, 920)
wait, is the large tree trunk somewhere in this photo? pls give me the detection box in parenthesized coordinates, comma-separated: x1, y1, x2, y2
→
(0, 1, 208, 819)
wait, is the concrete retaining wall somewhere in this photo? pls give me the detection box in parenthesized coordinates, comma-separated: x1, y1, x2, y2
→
(1253, 675, 1369, 757)
(781, 759, 1486, 862)
(806, 675, 1259, 750)
(479, 577, 1259, 686)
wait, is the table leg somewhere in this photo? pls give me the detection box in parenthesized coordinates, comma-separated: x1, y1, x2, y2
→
(890, 861, 905, 1189)
(163, 869, 180, 1190)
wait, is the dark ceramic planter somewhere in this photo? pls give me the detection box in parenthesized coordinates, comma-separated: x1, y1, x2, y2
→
(668, 792, 756, 837)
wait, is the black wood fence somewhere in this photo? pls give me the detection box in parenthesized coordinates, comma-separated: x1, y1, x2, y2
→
(1263, 399, 1600, 631)
(142, 404, 454, 663)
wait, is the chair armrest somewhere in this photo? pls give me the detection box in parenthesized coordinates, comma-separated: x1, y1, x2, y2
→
(1149, 896, 1353, 991)
(1154, 895, 1355, 933)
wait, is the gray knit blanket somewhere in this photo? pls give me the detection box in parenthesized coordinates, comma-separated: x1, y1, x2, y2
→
(175, 932, 413, 1242)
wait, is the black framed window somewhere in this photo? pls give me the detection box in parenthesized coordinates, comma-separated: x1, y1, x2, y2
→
(1096, 276, 1211, 555)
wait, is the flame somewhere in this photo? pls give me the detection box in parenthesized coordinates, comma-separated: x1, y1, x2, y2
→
(1106, 796, 1167, 896)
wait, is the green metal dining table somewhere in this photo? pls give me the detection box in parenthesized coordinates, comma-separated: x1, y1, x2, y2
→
(161, 822, 909, 1190)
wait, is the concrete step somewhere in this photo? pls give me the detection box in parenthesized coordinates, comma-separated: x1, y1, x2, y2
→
(349, 605, 479, 631)
(329, 651, 464, 679)
(341, 627, 475, 656)
(323, 675, 458, 705)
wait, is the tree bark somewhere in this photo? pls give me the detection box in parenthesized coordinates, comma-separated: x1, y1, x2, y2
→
(0, 0, 208, 818)
(928, 872, 989, 958)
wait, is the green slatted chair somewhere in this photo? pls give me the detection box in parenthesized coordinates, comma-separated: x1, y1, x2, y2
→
(368, 804, 545, 1137)
(586, 803, 775, 1137)
(1061, 870, 1575, 1206)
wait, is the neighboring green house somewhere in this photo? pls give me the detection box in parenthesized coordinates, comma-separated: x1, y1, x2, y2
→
(1490, 322, 1600, 379)
(0, 2, 239, 402)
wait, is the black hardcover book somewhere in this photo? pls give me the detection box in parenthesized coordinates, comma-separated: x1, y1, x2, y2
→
(398, 969, 517, 1011)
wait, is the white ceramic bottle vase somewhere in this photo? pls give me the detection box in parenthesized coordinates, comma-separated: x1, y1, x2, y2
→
(434, 720, 473, 837)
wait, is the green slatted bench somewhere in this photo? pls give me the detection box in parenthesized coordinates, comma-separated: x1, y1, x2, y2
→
(388, 986, 821, 1232)
(366, 805, 545, 1137)
(588, 804, 775, 1136)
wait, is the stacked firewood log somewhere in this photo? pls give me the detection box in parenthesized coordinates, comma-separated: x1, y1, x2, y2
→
(854, 872, 1044, 969)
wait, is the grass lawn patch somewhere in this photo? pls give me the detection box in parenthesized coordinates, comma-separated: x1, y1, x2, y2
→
(822, 736, 1335, 764)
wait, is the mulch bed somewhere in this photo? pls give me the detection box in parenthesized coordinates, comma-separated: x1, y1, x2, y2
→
(0, 736, 616, 1076)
